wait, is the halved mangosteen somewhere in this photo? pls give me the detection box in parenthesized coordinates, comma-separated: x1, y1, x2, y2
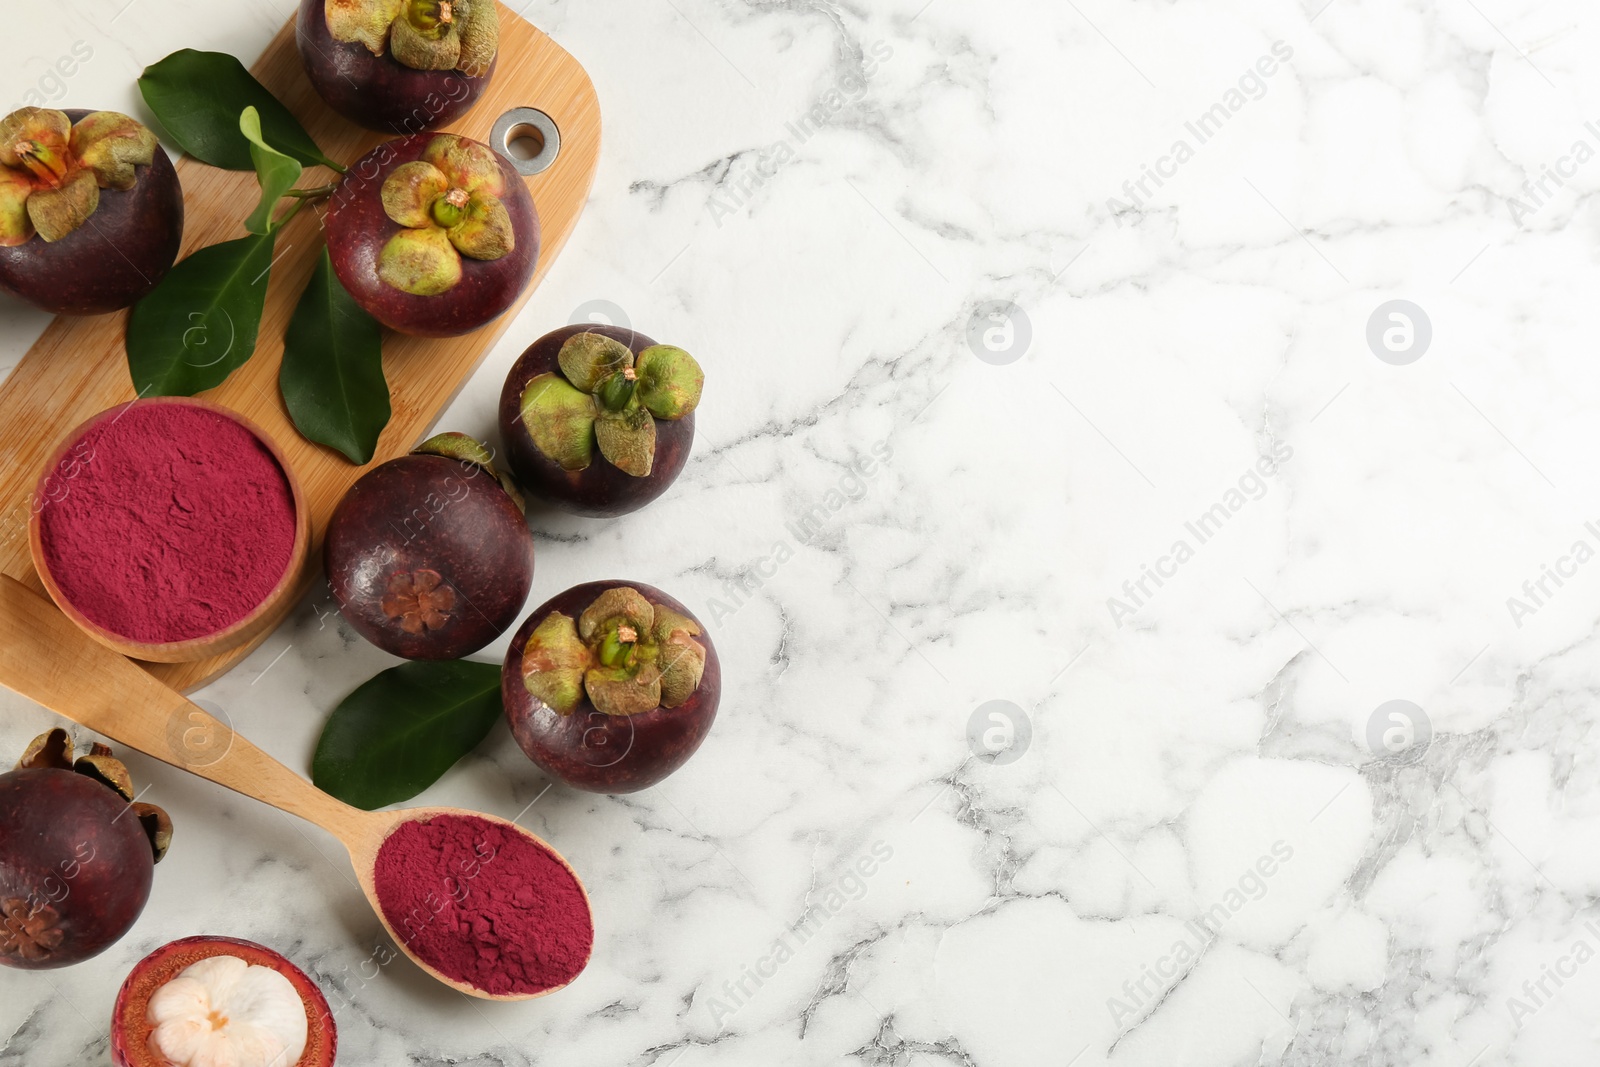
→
(111, 935, 336, 1067)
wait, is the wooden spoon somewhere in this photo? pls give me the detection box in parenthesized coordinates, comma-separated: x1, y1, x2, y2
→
(0, 575, 591, 1001)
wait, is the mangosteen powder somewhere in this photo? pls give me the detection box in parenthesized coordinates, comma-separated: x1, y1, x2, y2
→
(373, 814, 592, 996)
(36, 402, 296, 643)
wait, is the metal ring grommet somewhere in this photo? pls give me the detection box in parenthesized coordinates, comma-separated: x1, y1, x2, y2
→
(491, 108, 561, 177)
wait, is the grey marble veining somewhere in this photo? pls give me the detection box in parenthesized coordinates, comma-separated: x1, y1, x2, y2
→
(6, 0, 1600, 1063)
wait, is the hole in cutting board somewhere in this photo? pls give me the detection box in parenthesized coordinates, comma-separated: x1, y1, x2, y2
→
(492, 108, 561, 176)
(506, 124, 544, 160)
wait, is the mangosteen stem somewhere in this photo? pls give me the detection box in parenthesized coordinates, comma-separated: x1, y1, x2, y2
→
(597, 371, 637, 412)
(598, 627, 636, 669)
(406, 0, 456, 34)
(431, 188, 470, 228)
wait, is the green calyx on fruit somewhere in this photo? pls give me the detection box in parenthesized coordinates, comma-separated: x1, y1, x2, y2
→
(594, 400, 655, 477)
(326, 0, 499, 75)
(519, 374, 596, 471)
(0, 108, 157, 246)
(17, 729, 172, 863)
(521, 334, 704, 477)
(414, 431, 526, 513)
(377, 136, 512, 297)
(520, 613, 590, 712)
(522, 587, 707, 716)
(634, 346, 703, 419)
(558, 332, 631, 391)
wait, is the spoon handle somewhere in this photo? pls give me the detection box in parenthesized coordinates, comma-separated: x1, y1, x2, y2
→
(0, 576, 363, 839)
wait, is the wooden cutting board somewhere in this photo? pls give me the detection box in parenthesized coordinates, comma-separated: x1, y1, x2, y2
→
(0, 6, 601, 692)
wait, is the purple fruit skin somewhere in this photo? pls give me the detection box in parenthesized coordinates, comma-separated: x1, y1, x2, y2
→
(325, 133, 539, 337)
(296, 0, 496, 134)
(325, 453, 534, 660)
(498, 325, 696, 518)
(0, 768, 154, 970)
(0, 110, 183, 316)
(502, 580, 721, 794)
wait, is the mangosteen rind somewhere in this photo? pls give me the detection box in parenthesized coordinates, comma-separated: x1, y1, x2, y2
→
(0, 757, 158, 969)
(297, 0, 498, 134)
(325, 133, 538, 337)
(0, 109, 182, 314)
(325, 446, 534, 659)
(503, 581, 720, 793)
(499, 326, 699, 517)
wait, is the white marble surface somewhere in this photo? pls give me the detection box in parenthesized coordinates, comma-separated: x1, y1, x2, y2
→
(6, 0, 1600, 1063)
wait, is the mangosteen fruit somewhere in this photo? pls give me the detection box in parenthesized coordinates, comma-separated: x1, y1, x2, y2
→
(325, 131, 537, 336)
(0, 108, 183, 315)
(503, 581, 720, 793)
(499, 325, 703, 517)
(297, 0, 499, 133)
(325, 432, 533, 659)
(0, 729, 171, 970)
(111, 935, 336, 1067)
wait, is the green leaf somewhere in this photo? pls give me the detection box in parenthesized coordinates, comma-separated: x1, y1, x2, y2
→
(281, 248, 389, 463)
(312, 660, 504, 810)
(139, 50, 342, 172)
(126, 232, 276, 396)
(240, 107, 303, 236)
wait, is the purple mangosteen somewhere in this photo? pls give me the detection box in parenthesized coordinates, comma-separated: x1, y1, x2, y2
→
(324, 433, 534, 659)
(498, 325, 703, 517)
(296, 0, 499, 134)
(0, 108, 182, 315)
(503, 581, 720, 793)
(324, 131, 538, 337)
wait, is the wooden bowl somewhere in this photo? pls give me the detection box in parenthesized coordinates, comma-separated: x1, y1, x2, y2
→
(28, 397, 310, 664)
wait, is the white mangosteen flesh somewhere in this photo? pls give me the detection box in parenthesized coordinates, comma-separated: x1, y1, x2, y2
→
(146, 955, 309, 1067)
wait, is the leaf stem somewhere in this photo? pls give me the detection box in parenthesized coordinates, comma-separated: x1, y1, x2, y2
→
(270, 195, 313, 232)
(285, 182, 339, 200)
(267, 181, 341, 233)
